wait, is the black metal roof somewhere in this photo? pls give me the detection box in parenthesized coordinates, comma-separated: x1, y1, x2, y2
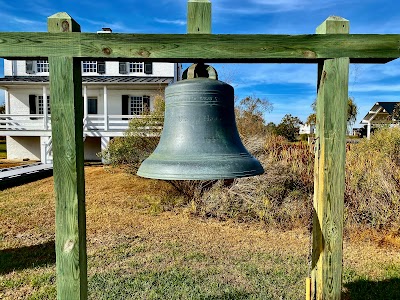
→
(377, 102, 399, 115)
(0, 76, 173, 84)
(360, 101, 400, 124)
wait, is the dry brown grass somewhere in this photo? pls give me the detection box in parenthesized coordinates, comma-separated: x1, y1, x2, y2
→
(0, 160, 37, 169)
(1, 166, 399, 299)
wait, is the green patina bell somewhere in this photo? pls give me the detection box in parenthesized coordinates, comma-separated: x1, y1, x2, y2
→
(137, 63, 264, 180)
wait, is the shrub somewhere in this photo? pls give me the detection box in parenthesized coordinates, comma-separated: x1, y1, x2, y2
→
(194, 128, 400, 232)
(345, 127, 400, 230)
(192, 135, 313, 228)
(100, 94, 166, 174)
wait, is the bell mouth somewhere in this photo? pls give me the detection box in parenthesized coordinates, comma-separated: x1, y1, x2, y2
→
(137, 154, 264, 180)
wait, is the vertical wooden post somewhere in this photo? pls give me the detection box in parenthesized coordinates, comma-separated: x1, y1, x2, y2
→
(311, 17, 349, 300)
(187, 0, 211, 34)
(48, 12, 87, 300)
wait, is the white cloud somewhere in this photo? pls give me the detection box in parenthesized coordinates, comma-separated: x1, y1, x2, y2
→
(350, 84, 400, 93)
(348, 61, 400, 84)
(74, 16, 136, 33)
(13, 17, 43, 26)
(154, 18, 186, 26)
(217, 64, 317, 123)
(215, 0, 340, 15)
(0, 12, 46, 31)
(263, 94, 315, 123)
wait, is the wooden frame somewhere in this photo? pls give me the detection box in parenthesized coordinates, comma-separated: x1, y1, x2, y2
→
(1, 1, 398, 300)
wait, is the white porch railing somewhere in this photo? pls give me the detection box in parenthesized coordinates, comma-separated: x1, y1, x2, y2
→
(0, 114, 162, 132)
(0, 114, 51, 131)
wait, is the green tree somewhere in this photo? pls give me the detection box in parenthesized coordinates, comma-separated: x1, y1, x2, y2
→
(275, 114, 303, 142)
(306, 113, 316, 126)
(235, 95, 273, 138)
(391, 102, 400, 122)
(306, 97, 358, 127)
(0, 104, 5, 114)
(347, 97, 358, 126)
(265, 122, 277, 135)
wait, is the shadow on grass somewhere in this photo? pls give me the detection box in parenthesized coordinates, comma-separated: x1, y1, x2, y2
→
(0, 240, 55, 274)
(343, 278, 400, 300)
(201, 290, 252, 299)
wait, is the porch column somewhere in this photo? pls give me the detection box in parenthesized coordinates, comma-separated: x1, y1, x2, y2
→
(5, 89, 10, 114)
(367, 121, 371, 139)
(366, 107, 381, 140)
(83, 85, 88, 130)
(43, 86, 48, 130)
(100, 136, 110, 164)
(40, 136, 51, 164)
(103, 86, 108, 130)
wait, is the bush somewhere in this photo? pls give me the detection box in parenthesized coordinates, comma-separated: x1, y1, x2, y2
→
(100, 116, 162, 174)
(299, 134, 309, 142)
(193, 128, 400, 232)
(192, 135, 313, 228)
(345, 127, 400, 230)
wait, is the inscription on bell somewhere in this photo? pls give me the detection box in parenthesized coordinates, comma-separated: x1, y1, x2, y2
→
(172, 96, 221, 102)
(178, 115, 222, 124)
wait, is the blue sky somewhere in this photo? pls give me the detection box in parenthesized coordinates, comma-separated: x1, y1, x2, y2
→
(0, 0, 399, 126)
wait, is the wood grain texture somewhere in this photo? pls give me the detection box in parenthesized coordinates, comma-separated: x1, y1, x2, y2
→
(48, 13, 87, 300)
(312, 16, 349, 300)
(0, 32, 398, 63)
(316, 16, 349, 35)
(187, 0, 211, 34)
(48, 12, 81, 33)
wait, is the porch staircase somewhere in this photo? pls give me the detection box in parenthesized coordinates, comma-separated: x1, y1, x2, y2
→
(43, 133, 87, 164)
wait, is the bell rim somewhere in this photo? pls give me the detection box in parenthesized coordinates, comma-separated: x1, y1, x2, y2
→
(136, 168, 264, 180)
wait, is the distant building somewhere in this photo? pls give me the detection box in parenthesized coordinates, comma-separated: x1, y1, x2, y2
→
(299, 124, 315, 135)
(352, 127, 366, 137)
(0, 29, 181, 163)
(360, 102, 400, 139)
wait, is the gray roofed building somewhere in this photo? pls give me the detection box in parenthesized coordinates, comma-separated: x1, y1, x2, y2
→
(0, 76, 174, 85)
(0, 58, 181, 163)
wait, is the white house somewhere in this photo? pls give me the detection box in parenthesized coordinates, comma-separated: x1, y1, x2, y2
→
(0, 33, 180, 163)
(360, 101, 400, 139)
(299, 124, 315, 135)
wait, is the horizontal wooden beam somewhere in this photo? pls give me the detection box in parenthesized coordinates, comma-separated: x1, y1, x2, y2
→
(0, 32, 399, 63)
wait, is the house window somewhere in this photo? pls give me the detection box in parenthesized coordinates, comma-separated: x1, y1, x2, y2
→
(82, 61, 97, 73)
(26, 60, 49, 74)
(38, 96, 51, 114)
(130, 96, 143, 115)
(129, 96, 150, 115)
(37, 60, 49, 72)
(129, 62, 144, 73)
(88, 98, 98, 114)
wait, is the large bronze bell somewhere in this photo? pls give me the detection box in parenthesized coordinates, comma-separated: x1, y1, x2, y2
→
(137, 63, 264, 180)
